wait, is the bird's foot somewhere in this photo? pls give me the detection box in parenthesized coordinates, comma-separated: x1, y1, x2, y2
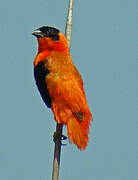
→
(53, 132, 67, 144)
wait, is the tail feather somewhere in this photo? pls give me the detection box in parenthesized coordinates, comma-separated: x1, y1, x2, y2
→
(52, 102, 92, 150)
(66, 112, 92, 150)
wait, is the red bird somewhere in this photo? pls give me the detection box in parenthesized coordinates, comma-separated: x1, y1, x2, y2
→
(32, 26, 92, 150)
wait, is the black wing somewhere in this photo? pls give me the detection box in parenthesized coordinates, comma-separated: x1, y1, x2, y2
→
(34, 60, 51, 108)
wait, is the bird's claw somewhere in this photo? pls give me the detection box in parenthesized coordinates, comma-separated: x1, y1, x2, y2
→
(53, 132, 67, 144)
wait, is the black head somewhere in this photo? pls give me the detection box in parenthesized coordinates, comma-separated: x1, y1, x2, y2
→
(32, 26, 60, 41)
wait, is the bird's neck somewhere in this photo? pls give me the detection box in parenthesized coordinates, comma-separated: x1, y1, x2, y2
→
(33, 36, 69, 67)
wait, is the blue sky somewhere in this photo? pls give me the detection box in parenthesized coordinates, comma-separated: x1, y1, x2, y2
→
(0, 0, 137, 180)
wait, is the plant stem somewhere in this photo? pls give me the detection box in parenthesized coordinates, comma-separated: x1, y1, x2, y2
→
(52, 1, 74, 180)
(65, 0, 74, 47)
(52, 124, 63, 180)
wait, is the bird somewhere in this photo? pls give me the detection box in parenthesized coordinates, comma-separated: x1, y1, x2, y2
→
(32, 26, 92, 150)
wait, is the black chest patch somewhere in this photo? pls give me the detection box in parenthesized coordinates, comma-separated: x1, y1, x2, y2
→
(34, 61, 51, 108)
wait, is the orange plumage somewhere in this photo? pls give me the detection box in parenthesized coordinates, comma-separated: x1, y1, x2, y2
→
(32, 26, 92, 150)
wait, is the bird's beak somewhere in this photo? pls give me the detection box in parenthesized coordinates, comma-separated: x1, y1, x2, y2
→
(32, 29, 44, 38)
